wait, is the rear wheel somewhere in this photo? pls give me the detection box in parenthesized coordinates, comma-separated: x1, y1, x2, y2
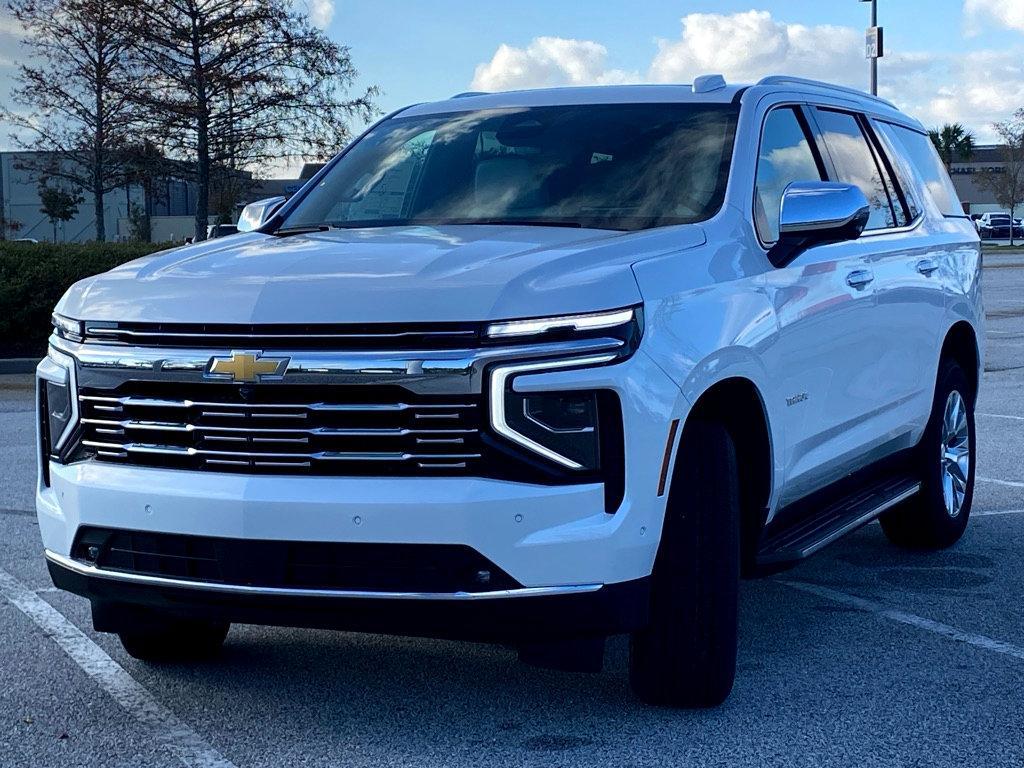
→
(880, 359, 975, 549)
(629, 420, 740, 708)
(119, 619, 229, 662)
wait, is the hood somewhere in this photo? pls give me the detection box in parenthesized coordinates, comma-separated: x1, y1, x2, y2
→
(57, 224, 706, 324)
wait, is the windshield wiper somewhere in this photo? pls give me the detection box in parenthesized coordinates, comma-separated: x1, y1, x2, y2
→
(272, 224, 338, 237)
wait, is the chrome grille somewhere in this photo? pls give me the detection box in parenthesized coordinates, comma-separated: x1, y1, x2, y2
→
(77, 384, 484, 475)
(80, 321, 482, 349)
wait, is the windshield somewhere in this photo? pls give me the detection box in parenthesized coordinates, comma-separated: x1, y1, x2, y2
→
(279, 103, 739, 232)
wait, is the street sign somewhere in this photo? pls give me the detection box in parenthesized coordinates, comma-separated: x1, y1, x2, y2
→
(866, 26, 883, 59)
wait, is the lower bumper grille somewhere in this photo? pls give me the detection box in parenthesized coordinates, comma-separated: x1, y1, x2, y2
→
(77, 383, 484, 475)
(72, 527, 521, 593)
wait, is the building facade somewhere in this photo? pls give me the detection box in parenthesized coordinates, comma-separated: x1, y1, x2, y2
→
(949, 144, 1017, 216)
(0, 152, 145, 242)
(1, 151, 310, 243)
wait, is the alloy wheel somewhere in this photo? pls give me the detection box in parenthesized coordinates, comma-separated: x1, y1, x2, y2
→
(940, 390, 970, 518)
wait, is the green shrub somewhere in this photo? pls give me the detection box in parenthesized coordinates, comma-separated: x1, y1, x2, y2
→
(0, 241, 176, 358)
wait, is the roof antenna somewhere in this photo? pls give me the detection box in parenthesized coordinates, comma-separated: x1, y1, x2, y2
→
(692, 74, 727, 94)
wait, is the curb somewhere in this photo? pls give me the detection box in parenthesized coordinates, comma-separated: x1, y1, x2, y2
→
(0, 358, 40, 375)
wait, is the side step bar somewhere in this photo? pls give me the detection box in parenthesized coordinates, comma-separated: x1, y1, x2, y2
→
(757, 477, 921, 566)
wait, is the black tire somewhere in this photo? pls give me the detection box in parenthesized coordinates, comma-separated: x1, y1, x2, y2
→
(629, 420, 740, 708)
(119, 619, 230, 662)
(880, 359, 975, 550)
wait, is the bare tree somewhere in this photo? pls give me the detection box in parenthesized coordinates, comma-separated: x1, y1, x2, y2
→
(124, 0, 378, 241)
(3, 0, 139, 241)
(978, 110, 1024, 246)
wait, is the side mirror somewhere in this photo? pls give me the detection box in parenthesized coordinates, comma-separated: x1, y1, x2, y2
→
(236, 196, 287, 232)
(768, 182, 870, 267)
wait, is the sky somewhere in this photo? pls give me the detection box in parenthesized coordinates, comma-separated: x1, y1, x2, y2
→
(2, 0, 1024, 176)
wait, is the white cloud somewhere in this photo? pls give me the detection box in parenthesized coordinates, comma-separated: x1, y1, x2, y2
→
(298, 0, 334, 29)
(649, 11, 862, 86)
(910, 50, 1024, 140)
(964, 0, 1024, 34)
(469, 10, 1024, 143)
(470, 37, 636, 91)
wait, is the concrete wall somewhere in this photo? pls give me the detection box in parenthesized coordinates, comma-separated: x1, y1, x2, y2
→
(149, 216, 207, 243)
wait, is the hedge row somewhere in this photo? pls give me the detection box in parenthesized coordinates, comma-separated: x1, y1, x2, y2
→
(0, 241, 175, 358)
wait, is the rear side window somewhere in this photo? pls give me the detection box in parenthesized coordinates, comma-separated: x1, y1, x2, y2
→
(882, 123, 966, 217)
(813, 108, 897, 230)
(754, 107, 825, 243)
(871, 120, 921, 222)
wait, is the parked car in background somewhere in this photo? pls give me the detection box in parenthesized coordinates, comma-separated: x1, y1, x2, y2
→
(207, 223, 239, 239)
(37, 75, 983, 708)
(977, 212, 1022, 239)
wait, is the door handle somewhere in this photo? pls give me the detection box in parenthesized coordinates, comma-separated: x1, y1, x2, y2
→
(845, 269, 874, 289)
(916, 258, 939, 275)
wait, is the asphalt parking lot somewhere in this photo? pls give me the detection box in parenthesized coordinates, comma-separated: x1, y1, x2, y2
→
(1, 254, 1023, 768)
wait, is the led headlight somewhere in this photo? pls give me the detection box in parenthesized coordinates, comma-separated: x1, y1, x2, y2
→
(506, 390, 601, 468)
(38, 347, 78, 458)
(51, 313, 84, 342)
(490, 354, 617, 470)
(486, 307, 638, 340)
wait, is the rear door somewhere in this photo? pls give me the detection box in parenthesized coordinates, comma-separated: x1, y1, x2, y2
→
(861, 118, 947, 442)
(799, 106, 937, 482)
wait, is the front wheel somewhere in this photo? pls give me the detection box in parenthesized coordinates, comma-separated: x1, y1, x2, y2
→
(880, 359, 975, 549)
(629, 420, 740, 708)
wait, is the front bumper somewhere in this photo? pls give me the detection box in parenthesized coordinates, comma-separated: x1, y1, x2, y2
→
(47, 551, 650, 641)
(37, 337, 687, 634)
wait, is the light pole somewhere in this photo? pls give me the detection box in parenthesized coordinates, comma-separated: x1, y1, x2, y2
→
(861, 0, 882, 96)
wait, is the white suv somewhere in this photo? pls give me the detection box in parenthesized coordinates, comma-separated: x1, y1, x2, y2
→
(38, 76, 983, 707)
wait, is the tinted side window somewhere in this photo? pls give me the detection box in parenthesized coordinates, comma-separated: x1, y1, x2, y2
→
(813, 108, 897, 230)
(754, 107, 824, 242)
(883, 123, 965, 217)
(863, 125, 912, 227)
(871, 120, 921, 222)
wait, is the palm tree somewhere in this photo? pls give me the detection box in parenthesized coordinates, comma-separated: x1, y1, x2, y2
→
(929, 123, 976, 171)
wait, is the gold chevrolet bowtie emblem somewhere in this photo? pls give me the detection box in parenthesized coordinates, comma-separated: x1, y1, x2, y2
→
(206, 351, 289, 383)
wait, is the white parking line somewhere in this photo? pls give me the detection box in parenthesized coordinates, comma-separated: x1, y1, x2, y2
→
(974, 508, 1024, 517)
(782, 580, 1024, 662)
(978, 476, 1024, 489)
(979, 412, 1024, 421)
(0, 567, 237, 768)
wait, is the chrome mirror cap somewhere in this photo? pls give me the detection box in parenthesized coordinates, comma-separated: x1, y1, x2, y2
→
(778, 181, 870, 239)
(237, 196, 287, 232)
(769, 182, 870, 267)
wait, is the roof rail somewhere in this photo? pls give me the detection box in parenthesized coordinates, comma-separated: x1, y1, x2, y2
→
(756, 76, 898, 109)
(451, 91, 488, 99)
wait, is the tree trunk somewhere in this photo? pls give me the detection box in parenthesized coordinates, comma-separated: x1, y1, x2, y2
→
(191, 19, 209, 244)
(93, 24, 106, 242)
(93, 182, 105, 242)
(194, 120, 209, 242)
(94, 103, 106, 241)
